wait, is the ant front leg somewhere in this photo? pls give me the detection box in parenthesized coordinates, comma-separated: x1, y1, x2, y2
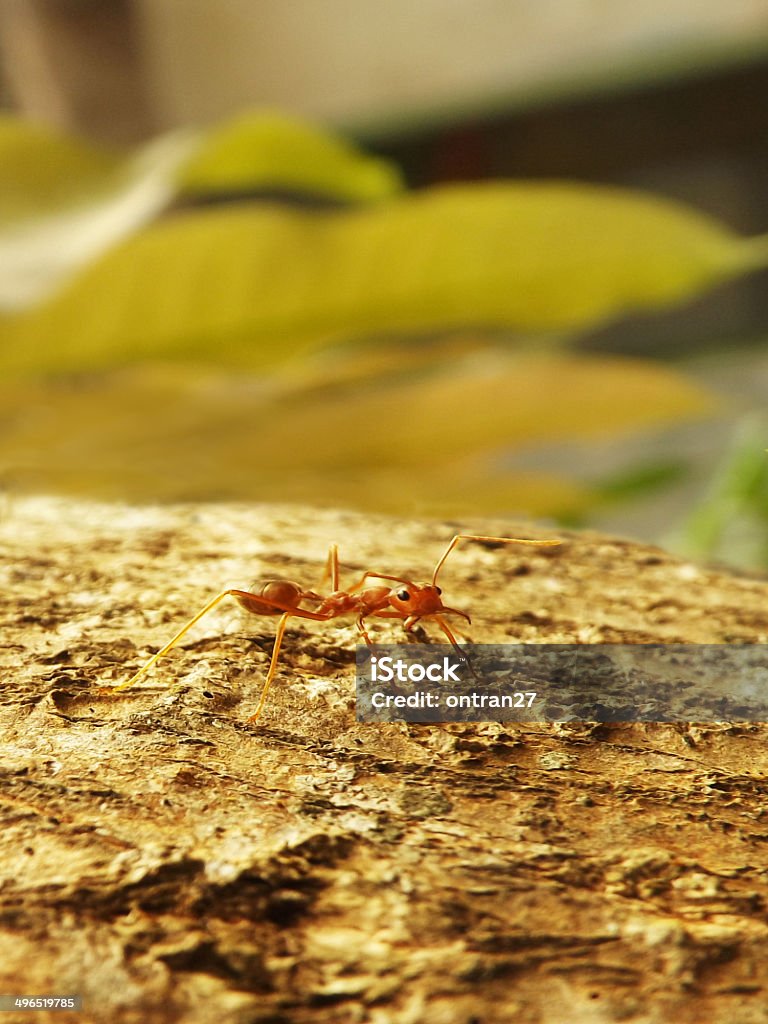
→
(351, 584, 403, 645)
(355, 614, 374, 646)
(431, 613, 479, 679)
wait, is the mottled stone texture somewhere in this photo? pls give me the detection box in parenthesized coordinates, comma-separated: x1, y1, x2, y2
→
(2, 497, 768, 1024)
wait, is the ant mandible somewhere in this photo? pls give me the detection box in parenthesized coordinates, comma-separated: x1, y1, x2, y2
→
(109, 533, 560, 722)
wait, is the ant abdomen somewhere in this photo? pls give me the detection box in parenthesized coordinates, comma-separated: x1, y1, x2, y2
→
(235, 580, 308, 615)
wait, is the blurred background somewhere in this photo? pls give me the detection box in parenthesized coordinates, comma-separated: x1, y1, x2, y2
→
(2, 0, 768, 568)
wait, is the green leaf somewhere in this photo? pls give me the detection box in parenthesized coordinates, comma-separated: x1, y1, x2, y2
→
(177, 110, 403, 203)
(673, 415, 768, 566)
(2, 181, 765, 375)
(596, 459, 689, 502)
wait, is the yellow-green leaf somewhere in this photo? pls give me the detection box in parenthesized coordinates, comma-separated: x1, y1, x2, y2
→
(243, 351, 714, 472)
(0, 116, 120, 226)
(0, 353, 712, 517)
(0, 122, 198, 311)
(177, 110, 403, 203)
(2, 181, 765, 376)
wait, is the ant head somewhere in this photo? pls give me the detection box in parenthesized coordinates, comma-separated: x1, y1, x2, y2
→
(389, 582, 472, 628)
(388, 581, 444, 617)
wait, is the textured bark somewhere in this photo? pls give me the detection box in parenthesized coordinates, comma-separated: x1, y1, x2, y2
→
(2, 497, 768, 1024)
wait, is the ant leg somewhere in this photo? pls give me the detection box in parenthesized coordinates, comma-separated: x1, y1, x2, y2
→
(112, 590, 334, 693)
(433, 614, 479, 682)
(433, 613, 463, 650)
(355, 614, 375, 645)
(318, 544, 340, 591)
(436, 611, 472, 640)
(431, 534, 560, 586)
(246, 598, 349, 722)
(246, 612, 291, 723)
(370, 610, 478, 678)
(111, 590, 235, 692)
(346, 570, 412, 594)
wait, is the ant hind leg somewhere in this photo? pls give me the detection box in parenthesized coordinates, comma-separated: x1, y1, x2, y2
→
(246, 612, 291, 723)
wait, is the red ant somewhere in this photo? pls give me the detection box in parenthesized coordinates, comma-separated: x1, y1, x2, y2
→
(110, 534, 560, 722)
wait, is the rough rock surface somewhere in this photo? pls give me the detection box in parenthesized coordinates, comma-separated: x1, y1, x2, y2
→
(2, 497, 768, 1024)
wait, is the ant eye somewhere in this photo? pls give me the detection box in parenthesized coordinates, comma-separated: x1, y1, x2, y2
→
(435, 586, 442, 595)
(396, 589, 410, 602)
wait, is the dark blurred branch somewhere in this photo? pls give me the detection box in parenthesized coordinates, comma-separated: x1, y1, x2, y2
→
(0, 0, 155, 142)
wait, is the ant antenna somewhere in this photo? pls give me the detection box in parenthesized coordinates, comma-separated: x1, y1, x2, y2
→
(431, 534, 561, 587)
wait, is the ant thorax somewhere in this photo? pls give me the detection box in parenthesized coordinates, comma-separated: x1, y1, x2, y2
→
(317, 586, 391, 617)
